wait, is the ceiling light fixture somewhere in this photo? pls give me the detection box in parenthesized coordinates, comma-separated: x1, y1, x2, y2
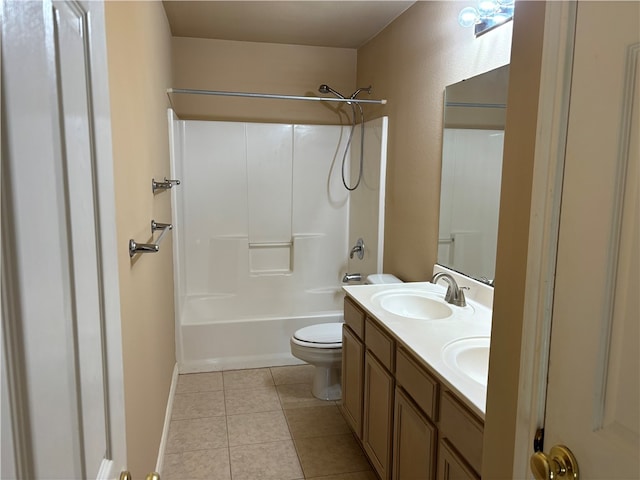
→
(458, 0, 514, 37)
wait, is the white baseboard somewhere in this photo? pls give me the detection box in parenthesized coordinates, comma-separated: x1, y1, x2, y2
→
(155, 363, 179, 474)
(179, 353, 305, 374)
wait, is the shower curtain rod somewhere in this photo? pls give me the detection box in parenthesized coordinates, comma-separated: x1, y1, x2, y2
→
(167, 88, 387, 105)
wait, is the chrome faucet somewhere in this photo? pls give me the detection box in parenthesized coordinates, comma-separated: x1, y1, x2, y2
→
(349, 238, 365, 260)
(342, 273, 362, 283)
(431, 272, 467, 307)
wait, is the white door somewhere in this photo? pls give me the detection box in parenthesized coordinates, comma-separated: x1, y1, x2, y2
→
(527, 1, 639, 478)
(1, 1, 127, 479)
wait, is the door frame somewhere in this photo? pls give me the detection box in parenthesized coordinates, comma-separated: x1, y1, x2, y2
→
(1, 1, 127, 477)
(511, 1, 577, 477)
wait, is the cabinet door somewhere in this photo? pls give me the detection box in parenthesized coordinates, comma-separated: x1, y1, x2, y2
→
(341, 325, 364, 438)
(363, 351, 395, 480)
(437, 439, 480, 480)
(393, 388, 437, 480)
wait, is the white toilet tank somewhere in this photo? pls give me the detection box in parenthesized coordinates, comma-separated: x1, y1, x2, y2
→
(365, 273, 403, 284)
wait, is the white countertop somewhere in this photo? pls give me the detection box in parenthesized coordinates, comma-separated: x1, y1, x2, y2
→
(343, 281, 492, 419)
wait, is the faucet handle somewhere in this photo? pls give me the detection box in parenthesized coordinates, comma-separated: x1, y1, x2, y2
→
(454, 286, 469, 307)
(445, 285, 469, 306)
(349, 238, 365, 260)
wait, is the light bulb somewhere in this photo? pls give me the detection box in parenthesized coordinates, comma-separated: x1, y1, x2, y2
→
(477, 0, 499, 17)
(458, 6, 480, 28)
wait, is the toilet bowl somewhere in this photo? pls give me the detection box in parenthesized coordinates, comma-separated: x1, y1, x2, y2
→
(290, 322, 343, 400)
(290, 274, 402, 401)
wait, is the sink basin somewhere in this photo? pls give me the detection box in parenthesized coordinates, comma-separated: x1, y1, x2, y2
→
(442, 337, 490, 386)
(373, 292, 453, 320)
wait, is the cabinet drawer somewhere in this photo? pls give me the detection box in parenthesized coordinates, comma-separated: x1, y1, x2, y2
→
(439, 391, 484, 474)
(344, 296, 365, 339)
(365, 317, 394, 371)
(395, 348, 438, 421)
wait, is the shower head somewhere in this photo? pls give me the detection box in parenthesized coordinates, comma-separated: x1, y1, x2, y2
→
(318, 84, 345, 99)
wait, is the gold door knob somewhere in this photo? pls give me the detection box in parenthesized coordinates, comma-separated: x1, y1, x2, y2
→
(145, 473, 160, 480)
(530, 445, 579, 480)
(120, 472, 132, 480)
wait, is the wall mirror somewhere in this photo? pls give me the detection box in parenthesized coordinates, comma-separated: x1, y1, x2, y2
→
(437, 64, 509, 285)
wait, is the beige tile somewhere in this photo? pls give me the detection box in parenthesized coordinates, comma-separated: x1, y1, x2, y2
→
(277, 383, 336, 409)
(224, 386, 282, 415)
(270, 364, 315, 385)
(172, 391, 225, 420)
(305, 472, 377, 480)
(162, 448, 231, 480)
(222, 368, 273, 390)
(165, 416, 228, 453)
(227, 410, 291, 446)
(230, 440, 303, 480)
(284, 405, 350, 440)
(176, 372, 223, 394)
(295, 433, 371, 478)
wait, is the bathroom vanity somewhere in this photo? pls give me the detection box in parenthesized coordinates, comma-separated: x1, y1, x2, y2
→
(341, 279, 492, 480)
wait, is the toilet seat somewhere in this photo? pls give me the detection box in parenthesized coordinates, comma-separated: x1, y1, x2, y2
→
(291, 322, 343, 349)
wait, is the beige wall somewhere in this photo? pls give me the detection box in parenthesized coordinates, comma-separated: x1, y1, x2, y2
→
(482, 2, 547, 476)
(357, 1, 512, 281)
(171, 37, 357, 124)
(105, 2, 176, 476)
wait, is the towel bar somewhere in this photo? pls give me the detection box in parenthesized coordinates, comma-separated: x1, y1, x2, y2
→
(129, 220, 173, 257)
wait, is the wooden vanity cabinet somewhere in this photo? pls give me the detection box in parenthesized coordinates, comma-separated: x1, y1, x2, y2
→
(363, 316, 396, 480)
(341, 297, 365, 438)
(342, 295, 484, 480)
(437, 439, 480, 480)
(342, 296, 396, 479)
(363, 350, 395, 480)
(437, 391, 484, 479)
(342, 325, 364, 437)
(393, 347, 439, 480)
(393, 387, 437, 480)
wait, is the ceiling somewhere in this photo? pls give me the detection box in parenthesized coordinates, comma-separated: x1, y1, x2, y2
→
(162, 1, 416, 49)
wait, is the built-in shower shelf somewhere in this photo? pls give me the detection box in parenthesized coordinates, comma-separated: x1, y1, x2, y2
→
(249, 241, 293, 274)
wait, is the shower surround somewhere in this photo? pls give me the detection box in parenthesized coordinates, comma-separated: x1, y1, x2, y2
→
(170, 112, 388, 372)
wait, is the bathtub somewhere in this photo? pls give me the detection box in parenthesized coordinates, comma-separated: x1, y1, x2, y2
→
(177, 288, 344, 373)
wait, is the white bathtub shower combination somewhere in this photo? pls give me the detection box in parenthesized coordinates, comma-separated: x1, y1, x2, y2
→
(169, 111, 388, 372)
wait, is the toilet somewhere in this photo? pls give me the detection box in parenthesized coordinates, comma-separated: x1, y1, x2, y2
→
(290, 273, 402, 401)
(290, 322, 343, 400)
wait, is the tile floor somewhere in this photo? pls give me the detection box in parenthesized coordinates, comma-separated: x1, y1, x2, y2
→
(162, 364, 377, 480)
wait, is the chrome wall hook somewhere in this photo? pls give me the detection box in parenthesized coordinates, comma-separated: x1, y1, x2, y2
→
(152, 177, 181, 193)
